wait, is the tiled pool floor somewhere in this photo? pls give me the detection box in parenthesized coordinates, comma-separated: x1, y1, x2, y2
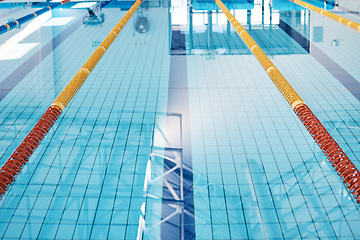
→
(0, 0, 360, 239)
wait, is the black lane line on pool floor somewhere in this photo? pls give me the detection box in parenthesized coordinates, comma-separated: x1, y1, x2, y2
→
(0, 18, 83, 101)
(279, 19, 360, 102)
(161, 26, 195, 239)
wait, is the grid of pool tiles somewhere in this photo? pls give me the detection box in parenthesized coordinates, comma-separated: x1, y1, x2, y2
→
(0, 7, 169, 239)
(281, 11, 360, 89)
(185, 2, 360, 239)
(0, 0, 360, 239)
(187, 53, 360, 239)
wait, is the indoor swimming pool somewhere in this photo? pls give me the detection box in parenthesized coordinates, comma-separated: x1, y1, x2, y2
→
(0, 0, 359, 239)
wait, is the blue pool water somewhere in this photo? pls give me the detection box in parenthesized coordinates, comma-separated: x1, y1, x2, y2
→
(0, 0, 360, 239)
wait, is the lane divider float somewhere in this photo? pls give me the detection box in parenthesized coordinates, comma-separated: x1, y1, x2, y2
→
(0, 0, 70, 35)
(215, 0, 360, 203)
(291, 0, 360, 32)
(0, 0, 143, 200)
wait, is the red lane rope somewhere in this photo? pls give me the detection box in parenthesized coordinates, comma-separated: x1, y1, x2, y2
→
(0, 106, 62, 199)
(0, 0, 143, 201)
(295, 104, 360, 203)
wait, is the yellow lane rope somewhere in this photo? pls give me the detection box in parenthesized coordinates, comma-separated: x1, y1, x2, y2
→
(52, 0, 143, 110)
(215, 0, 305, 109)
(214, 0, 360, 204)
(291, 0, 360, 32)
(0, 0, 143, 200)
